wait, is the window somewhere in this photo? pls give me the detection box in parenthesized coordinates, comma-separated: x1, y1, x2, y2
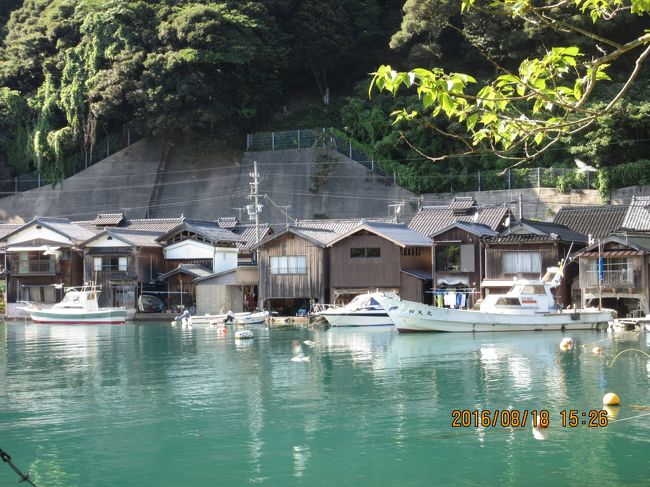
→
(401, 247, 421, 256)
(350, 248, 381, 258)
(503, 252, 541, 274)
(93, 256, 129, 272)
(436, 245, 460, 271)
(270, 256, 307, 274)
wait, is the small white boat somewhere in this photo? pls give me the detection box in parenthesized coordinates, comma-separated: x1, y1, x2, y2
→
(314, 294, 393, 327)
(372, 268, 613, 333)
(25, 283, 127, 325)
(235, 311, 269, 325)
(189, 311, 252, 326)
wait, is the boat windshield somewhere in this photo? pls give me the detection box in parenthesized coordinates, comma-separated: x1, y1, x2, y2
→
(61, 292, 82, 303)
(509, 284, 546, 295)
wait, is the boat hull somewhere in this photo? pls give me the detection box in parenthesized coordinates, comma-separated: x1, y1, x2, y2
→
(377, 297, 612, 333)
(319, 312, 393, 327)
(29, 309, 127, 325)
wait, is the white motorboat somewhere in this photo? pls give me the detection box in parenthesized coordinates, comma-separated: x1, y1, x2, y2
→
(187, 311, 252, 326)
(314, 294, 393, 327)
(372, 268, 614, 333)
(25, 283, 127, 325)
(235, 311, 269, 325)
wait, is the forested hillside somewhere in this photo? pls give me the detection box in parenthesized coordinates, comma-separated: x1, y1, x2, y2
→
(1, 0, 649, 198)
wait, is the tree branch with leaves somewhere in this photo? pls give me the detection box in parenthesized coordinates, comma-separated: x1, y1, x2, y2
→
(370, 0, 650, 168)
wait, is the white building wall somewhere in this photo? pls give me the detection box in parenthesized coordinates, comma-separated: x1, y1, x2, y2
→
(7, 226, 72, 245)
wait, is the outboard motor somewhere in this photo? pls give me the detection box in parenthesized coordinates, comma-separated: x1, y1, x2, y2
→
(174, 308, 192, 323)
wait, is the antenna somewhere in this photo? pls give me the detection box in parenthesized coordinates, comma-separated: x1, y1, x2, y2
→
(388, 201, 404, 223)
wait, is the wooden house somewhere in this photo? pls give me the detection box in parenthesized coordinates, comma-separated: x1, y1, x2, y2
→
(80, 228, 165, 310)
(0, 216, 95, 307)
(573, 233, 650, 317)
(326, 221, 432, 304)
(429, 222, 497, 308)
(481, 219, 588, 307)
(408, 197, 512, 305)
(155, 220, 245, 311)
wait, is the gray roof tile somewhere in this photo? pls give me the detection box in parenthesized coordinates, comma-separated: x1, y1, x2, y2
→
(408, 205, 510, 236)
(553, 205, 628, 239)
(621, 195, 650, 231)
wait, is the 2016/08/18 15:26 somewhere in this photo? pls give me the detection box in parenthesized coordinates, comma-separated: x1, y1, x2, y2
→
(451, 409, 609, 428)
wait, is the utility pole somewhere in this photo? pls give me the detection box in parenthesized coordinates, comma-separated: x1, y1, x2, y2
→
(518, 193, 523, 220)
(247, 161, 264, 265)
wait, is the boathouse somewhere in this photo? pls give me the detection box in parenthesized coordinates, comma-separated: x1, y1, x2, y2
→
(0, 217, 93, 309)
(326, 220, 432, 304)
(481, 219, 588, 307)
(573, 233, 650, 317)
(80, 228, 165, 311)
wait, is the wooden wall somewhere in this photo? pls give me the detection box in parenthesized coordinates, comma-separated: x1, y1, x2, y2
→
(258, 233, 327, 305)
(484, 242, 562, 280)
(330, 232, 400, 288)
(432, 227, 482, 289)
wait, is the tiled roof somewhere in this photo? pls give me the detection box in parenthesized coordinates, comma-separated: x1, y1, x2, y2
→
(621, 195, 650, 231)
(156, 220, 244, 244)
(294, 218, 371, 245)
(432, 221, 497, 238)
(553, 205, 627, 239)
(506, 219, 588, 243)
(216, 217, 239, 229)
(0, 224, 22, 240)
(486, 234, 573, 244)
(93, 213, 125, 226)
(122, 217, 184, 232)
(158, 263, 213, 281)
(448, 196, 476, 212)
(408, 205, 510, 236)
(574, 233, 650, 256)
(230, 224, 272, 250)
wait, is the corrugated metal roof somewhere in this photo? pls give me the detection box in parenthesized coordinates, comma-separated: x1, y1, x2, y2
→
(621, 195, 650, 231)
(408, 205, 510, 236)
(356, 221, 432, 247)
(93, 213, 125, 226)
(553, 205, 627, 239)
(105, 229, 162, 247)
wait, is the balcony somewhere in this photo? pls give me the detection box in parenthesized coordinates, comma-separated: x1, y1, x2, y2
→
(582, 269, 642, 289)
(10, 258, 57, 275)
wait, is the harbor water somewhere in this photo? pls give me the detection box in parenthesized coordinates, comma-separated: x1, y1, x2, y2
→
(1, 321, 649, 486)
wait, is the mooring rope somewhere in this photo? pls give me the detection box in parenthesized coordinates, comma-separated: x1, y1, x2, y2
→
(606, 348, 650, 368)
(0, 447, 40, 487)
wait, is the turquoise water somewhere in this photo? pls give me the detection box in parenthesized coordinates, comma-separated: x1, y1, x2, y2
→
(1, 322, 649, 487)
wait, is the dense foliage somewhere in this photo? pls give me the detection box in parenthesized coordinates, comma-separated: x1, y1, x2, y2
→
(0, 0, 649, 197)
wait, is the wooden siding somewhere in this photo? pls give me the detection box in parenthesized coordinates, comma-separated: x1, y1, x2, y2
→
(258, 233, 327, 305)
(83, 248, 165, 307)
(400, 246, 432, 272)
(400, 272, 428, 303)
(483, 242, 563, 280)
(330, 233, 400, 288)
(432, 227, 482, 290)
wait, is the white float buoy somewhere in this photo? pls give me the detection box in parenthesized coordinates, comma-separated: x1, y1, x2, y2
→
(560, 337, 574, 351)
(603, 392, 620, 406)
(235, 329, 254, 339)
